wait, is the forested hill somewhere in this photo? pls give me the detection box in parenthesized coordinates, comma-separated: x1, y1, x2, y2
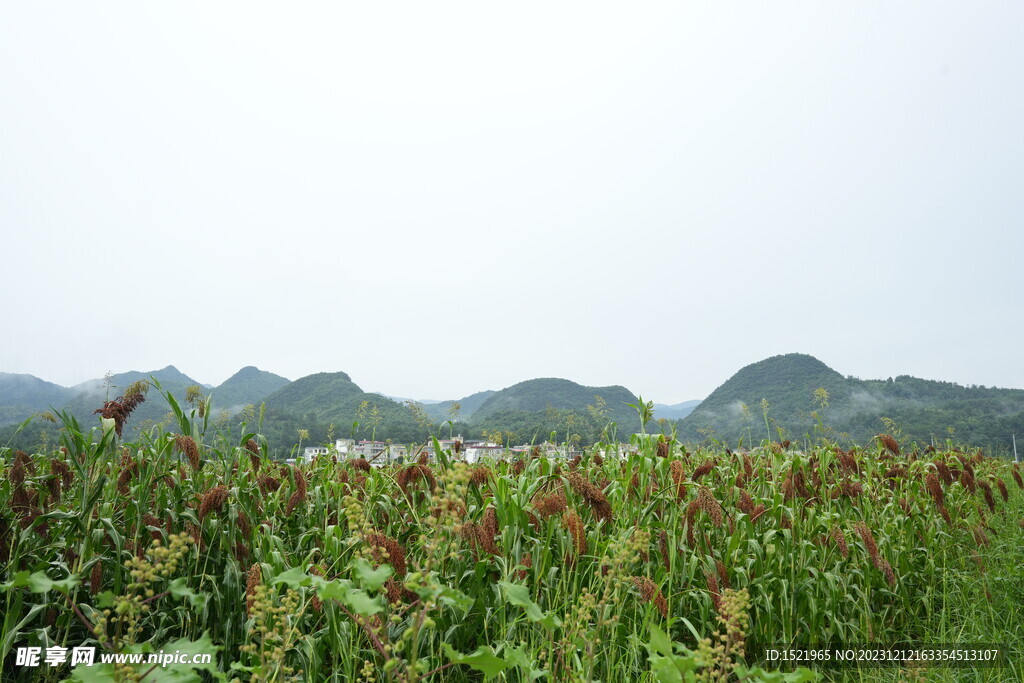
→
(260, 372, 428, 447)
(423, 390, 497, 422)
(678, 353, 1024, 449)
(0, 366, 292, 449)
(213, 366, 290, 409)
(5, 356, 1022, 456)
(1, 368, 651, 454)
(261, 371, 362, 416)
(0, 373, 75, 426)
(469, 378, 647, 444)
(474, 378, 637, 423)
(61, 365, 202, 431)
(259, 375, 648, 452)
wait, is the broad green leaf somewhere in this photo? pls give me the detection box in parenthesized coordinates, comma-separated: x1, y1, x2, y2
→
(650, 655, 694, 683)
(70, 665, 119, 682)
(407, 576, 473, 613)
(646, 626, 700, 682)
(315, 578, 352, 602)
(271, 567, 310, 589)
(342, 588, 384, 616)
(0, 571, 29, 592)
(168, 577, 208, 609)
(504, 644, 548, 681)
(499, 581, 562, 629)
(143, 631, 223, 681)
(648, 624, 674, 658)
(352, 557, 393, 592)
(443, 643, 508, 680)
(312, 573, 384, 615)
(2, 570, 79, 595)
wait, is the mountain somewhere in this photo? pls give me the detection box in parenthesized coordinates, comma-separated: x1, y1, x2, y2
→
(6, 356, 1022, 455)
(260, 372, 429, 448)
(475, 379, 638, 421)
(679, 353, 1024, 448)
(379, 395, 444, 405)
(258, 375, 649, 450)
(468, 378, 646, 442)
(67, 366, 199, 397)
(61, 365, 204, 433)
(212, 366, 290, 409)
(0, 372, 74, 408)
(262, 371, 364, 420)
(0, 373, 76, 426)
(423, 390, 497, 421)
(653, 400, 701, 421)
(679, 354, 843, 443)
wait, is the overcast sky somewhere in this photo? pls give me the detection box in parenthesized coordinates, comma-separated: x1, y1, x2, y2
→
(2, 2, 1022, 404)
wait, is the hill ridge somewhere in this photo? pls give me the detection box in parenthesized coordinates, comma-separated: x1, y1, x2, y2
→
(679, 353, 1024, 447)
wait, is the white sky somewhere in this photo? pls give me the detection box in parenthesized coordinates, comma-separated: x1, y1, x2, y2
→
(2, 2, 1022, 404)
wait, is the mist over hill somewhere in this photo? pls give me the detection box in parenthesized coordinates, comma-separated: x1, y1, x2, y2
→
(0, 373, 76, 426)
(60, 365, 202, 432)
(653, 400, 701, 421)
(0, 366, 292, 446)
(3, 354, 1022, 456)
(679, 353, 1024, 450)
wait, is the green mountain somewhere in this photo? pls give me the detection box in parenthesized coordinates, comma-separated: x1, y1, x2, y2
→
(260, 374, 649, 451)
(679, 353, 1024, 450)
(260, 372, 428, 450)
(6, 355, 1022, 456)
(212, 366, 290, 409)
(262, 372, 364, 420)
(0, 372, 74, 409)
(423, 390, 497, 421)
(469, 378, 645, 443)
(61, 365, 204, 433)
(476, 378, 638, 421)
(0, 373, 75, 426)
(0, 366, 206, 448)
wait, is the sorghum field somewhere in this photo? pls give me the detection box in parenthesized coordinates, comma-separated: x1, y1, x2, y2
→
(2, 384, 1023, 682)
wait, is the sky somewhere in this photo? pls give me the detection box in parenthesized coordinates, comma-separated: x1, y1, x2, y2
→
(2, 2, 1022, 405)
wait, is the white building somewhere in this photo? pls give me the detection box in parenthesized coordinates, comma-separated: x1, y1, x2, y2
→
(464, 443, 506, 463)
(301, 446, 331, 463)
(351, 440, 409, 465)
